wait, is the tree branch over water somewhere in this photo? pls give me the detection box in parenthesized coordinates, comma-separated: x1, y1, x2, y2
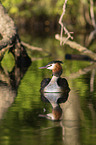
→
(21, 41, 43, 51)
(55, 34, 96, 61)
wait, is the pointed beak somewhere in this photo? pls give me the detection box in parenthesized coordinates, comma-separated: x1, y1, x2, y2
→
(39, 66, 47, 69)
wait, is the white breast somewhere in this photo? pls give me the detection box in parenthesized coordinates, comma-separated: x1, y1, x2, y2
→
(44, 76, 62, 92)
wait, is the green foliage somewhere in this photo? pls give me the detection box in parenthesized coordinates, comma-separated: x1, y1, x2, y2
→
(1, 0, 95, 17)
(1, 0, 96, 28)
(2, 0, 23, 14)
(1, 0, 56, 17)
(1, 51, 15, 72)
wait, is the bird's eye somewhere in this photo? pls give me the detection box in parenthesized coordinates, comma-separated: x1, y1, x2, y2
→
(48, 64, 52, 67)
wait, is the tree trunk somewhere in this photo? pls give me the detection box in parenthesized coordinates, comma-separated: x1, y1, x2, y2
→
(0, 2, 31, 66)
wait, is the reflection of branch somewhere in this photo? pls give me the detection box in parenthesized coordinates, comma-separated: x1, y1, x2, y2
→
(60, 121, 65, 141)
(55, 34, 96, 61)
(59, 0, 73, 45)
(90, 69, 95, 92)
(88, 103, 96, 125)
(67, 63, 96, 79)
(37, 125, 59, 132)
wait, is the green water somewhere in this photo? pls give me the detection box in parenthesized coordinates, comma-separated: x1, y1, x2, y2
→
(0, 34, 96, 145)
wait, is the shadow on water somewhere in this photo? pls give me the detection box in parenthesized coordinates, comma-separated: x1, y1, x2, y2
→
(0, 55, 31, 121)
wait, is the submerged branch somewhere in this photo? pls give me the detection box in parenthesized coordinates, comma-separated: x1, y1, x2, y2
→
(66, 63, 96, 79)
(55, 34, 96, 61)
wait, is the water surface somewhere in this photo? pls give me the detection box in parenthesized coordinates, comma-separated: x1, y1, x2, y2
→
(0, 34, 96, 145)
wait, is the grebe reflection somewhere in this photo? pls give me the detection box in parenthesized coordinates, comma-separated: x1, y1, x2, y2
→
(39, 92, 69, 121)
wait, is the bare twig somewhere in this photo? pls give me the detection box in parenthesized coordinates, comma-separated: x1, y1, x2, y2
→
(90, 0, 96, 29)
(86, 0, 96, 46)
(59, 0, 73, 45)
(86, 29, 96, 46)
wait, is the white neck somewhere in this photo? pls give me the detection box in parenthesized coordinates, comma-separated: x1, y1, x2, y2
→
(51, 75, 59, 82)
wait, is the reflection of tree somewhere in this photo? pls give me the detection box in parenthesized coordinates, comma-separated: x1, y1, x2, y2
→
(0, 2, 32, 120)
(60, 90, 81, 145)
(64, 63, 96, 144)
(0, 55, 30, 120)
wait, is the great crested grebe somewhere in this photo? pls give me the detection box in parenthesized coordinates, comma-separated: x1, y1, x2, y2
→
(39, 61, 70, 93)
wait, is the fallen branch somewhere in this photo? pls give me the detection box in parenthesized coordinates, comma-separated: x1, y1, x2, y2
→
(55, 34, 96, 61)
(21, 41, 52, 58)
(21, 41, 43, 51)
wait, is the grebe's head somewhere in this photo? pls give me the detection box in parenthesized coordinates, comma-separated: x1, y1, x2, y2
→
(39, 61, 63, 77)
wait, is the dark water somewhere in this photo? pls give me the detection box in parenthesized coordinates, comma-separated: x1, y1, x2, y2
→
(0, 34, 96, 145)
